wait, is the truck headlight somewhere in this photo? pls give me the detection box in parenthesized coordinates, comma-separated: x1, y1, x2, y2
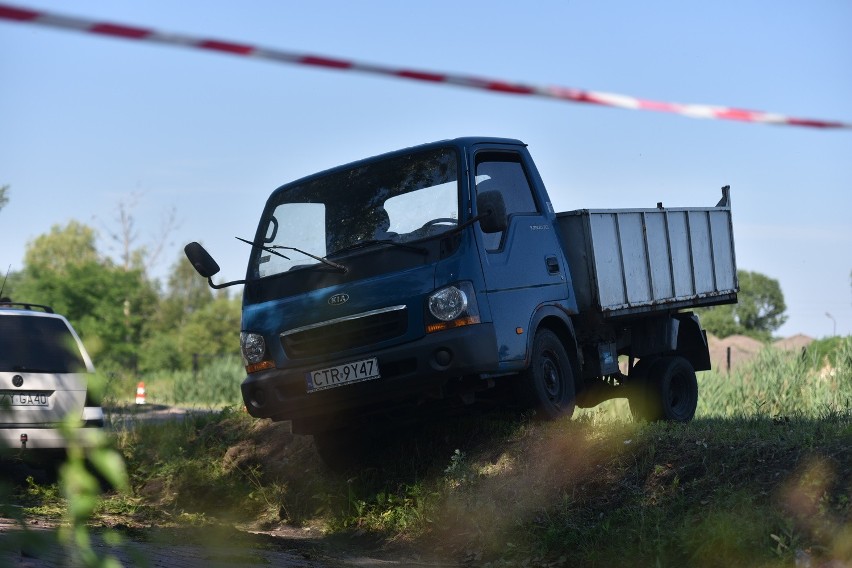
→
(426, 282, 480, 333)
(240, 332, 266, 364)
(429, 286, 468, 321)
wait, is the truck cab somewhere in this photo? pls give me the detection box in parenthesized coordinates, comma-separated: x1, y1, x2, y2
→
(238, 138, 563, 429)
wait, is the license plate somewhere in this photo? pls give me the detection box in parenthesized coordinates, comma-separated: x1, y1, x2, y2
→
(306, 358, 380, 393)
(0, 392, 50, 407)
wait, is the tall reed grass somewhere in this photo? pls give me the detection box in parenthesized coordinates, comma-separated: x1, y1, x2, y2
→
(580, 337, 852, 422)
(698, 337, 852, 419)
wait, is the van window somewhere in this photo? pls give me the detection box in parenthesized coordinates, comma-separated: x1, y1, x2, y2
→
(0, 316, 87, 373)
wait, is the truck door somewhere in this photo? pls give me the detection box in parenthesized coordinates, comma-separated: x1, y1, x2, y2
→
(472, 148, 572, 365)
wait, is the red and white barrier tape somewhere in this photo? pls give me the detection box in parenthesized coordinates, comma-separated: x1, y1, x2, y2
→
(2, 3, 850, 130)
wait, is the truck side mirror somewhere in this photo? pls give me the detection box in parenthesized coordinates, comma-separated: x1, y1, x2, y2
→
(184, 242, 221, 278)
(476, 190, 508, 234)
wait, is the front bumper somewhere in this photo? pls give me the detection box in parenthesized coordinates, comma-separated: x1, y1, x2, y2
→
(241, 323, 498, 428)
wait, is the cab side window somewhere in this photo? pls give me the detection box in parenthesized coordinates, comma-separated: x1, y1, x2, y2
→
(474, 152, 538, 251)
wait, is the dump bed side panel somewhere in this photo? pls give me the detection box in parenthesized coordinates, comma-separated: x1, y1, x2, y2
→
(556, 189, 737, 318)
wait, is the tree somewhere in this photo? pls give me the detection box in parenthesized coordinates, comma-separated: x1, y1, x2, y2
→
(0, 185, 9, 298)
(178, 296, 242, 362)
(156, 251, 217, 330)
(699, 270, 787, 341)
(0, 270, 20, 300)
(138, 294, 240, 373)
(24, 221, 100, 274)
(137, 251, 220, 372)
(16, 219, 236, 374)
(15, 221, 158, 371)
(100, 192, 178, 274)
(0, 185, 13, 300)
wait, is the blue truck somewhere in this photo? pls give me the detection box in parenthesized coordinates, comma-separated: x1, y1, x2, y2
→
(185, 137, 737, 465)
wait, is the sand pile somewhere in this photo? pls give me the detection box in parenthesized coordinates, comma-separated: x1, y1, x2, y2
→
(706, 333, 815, 372)
(707, 334, 765, 372)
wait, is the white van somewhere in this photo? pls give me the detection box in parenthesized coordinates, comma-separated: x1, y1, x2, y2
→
(0, 302, 104, 452)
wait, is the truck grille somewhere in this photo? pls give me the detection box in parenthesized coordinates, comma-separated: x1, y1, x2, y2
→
(281, 305, 408, 359)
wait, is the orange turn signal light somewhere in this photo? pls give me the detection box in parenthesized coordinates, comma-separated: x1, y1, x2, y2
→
(245, 360, 275, 374)
(426, 316, 480, 334)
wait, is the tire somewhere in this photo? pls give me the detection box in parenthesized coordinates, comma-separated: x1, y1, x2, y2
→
(313, 430, 358, 472)
(518, 329, 576, 420)
(629, 356, 698, 422)
(626, 357, 656, 420)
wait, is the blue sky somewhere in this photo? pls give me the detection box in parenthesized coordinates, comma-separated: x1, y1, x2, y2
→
(1, 1, 850, 338)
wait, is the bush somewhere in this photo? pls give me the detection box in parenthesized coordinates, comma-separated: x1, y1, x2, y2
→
(137, 355, 244, 407)
(175, 356, 244, 406)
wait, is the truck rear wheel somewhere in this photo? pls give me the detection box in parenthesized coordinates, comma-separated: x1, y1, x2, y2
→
(629, 356, 698, 422)
(519, 329, 576, 420)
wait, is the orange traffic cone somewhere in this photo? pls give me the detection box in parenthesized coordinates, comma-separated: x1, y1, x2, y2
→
(135, 381, 147, 405)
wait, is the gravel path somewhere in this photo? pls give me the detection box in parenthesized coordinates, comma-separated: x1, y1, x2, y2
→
(0, 517, 450, 567)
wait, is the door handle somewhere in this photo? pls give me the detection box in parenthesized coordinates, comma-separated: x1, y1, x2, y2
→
(545, 255, 560, 274)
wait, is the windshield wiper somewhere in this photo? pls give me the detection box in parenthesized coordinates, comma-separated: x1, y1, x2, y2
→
(330, 238, 428, 257)
(236, 237, 347, 273)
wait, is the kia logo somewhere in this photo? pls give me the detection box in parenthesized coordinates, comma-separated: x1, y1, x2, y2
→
(328, 293, 349, 306)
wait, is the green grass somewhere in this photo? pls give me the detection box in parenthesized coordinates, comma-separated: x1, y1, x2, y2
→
(103, 355, 245, 408)
(112, 412, 850, 566)
(9, 337, 852, 567)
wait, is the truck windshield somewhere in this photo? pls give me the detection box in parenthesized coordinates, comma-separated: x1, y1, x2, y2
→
(251, 147, 459, 278)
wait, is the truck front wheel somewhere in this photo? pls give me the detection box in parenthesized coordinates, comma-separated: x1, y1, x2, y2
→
(519, 329, 576, 420)
(629, 356, 698, 422)
(313, 428, 375, 472)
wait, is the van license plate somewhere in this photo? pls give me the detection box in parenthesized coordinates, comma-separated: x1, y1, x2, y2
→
(0, 392, 50, 407)
(306, 358, 380, 393)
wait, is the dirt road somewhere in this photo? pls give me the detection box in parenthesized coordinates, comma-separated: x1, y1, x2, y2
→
(1, 406, 455, 567)
(0, 516, 451, 567)
(0, 517, 326, 567)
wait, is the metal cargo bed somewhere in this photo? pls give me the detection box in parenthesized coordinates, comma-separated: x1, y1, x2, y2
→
(556, 187, 738, 318)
